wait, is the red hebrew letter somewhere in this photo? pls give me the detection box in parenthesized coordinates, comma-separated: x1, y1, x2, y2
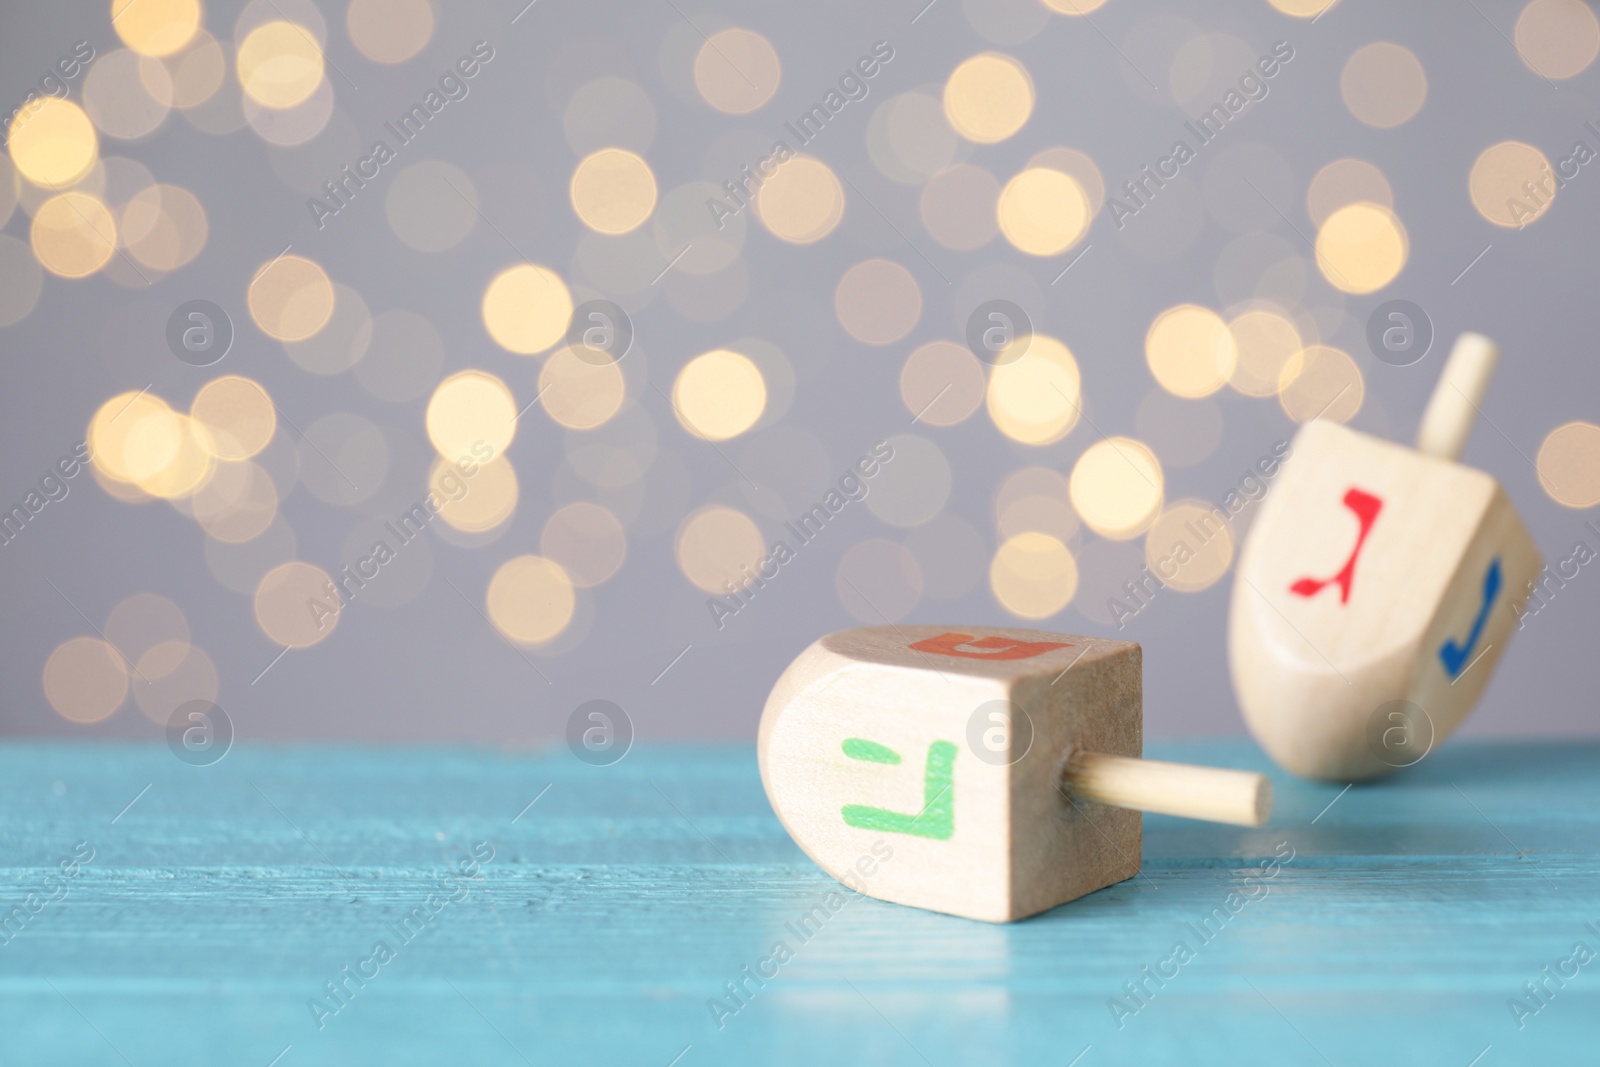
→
(1289, 487, 1384, 605)
(907, 632, 1070, 661)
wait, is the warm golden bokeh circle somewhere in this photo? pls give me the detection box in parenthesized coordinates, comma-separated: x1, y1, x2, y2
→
(481, 263, 574, 354)
(1469, 141, 1555, 227)
(191, 376, 277, 460)
(675, 505, 766, 594)
(1069, 437, 1165, 540)
(835, 258, 922, 345)
(347, 0, 436, 64)
(1145, 304, 1238, 399)
(432, 455, 518, 533)
(43, 637, 128, 723)
(1306, 157, 1393, 227)
(900, 341, 986, 426)
(255, 560, 340, 647)
(943, 52, 1034, 144)
(986, 334, 1083, 446)
(694, 28, 781, 114)
(248, 254, 335, 341)
(122, 183, 208, 271)
(1227, 308, 1302, 398)
(539, 346, 627, 430)
(1278, 345, 1364, 424)
(755, 156, 844, 244)
(238, 21, 326, 109)
(486, 555, 576, 644)
(1515, 0, 1600, 79)
(990, 532, 1078, 619)
(1268, 0, 1337, 15)
(8, 98, 99, 186)
(570, 148, 658, 235)
(1144, 500, 1235, 592)
(1314, 202, 1407, 293)
(1340, 42, 1427, 128)
(426, 370, 517, 459)
(31, 193, 118, 278)
(997, 167, 1089, 256)
(1536, 421, 1600, 508)
(113, 0, 201, 57)
(673, 349, 767, 441)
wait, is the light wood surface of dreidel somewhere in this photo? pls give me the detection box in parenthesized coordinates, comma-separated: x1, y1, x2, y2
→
(1229, 333, 1541, 782)
(758, 625, 1272, 923)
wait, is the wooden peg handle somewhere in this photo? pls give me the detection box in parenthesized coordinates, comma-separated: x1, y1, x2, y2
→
(1064, 751, 1272, 827)
(1416, 332, 1500, 461)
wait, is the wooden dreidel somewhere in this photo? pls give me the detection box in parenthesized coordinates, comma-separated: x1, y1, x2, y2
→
(758, 625, 1271, 923)
(1229, 333, 1541, 781)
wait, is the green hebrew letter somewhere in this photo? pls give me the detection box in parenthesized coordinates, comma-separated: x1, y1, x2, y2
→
(842, 738, 900, 764)
(841, 741, 956, 840)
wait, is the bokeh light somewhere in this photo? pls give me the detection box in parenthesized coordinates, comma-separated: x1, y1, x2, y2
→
(238, 21, 326, 109)
(347, 0, 435, 64)
(542, 502, 627, 587)
(43, 637, 128, 724)
(386, 160, 477, 252)
(837, 539, 923, 623)
(1146, 304, 1237, 398)
(31, 193, 118, 278)
(426, 370, 517, 459)
(486, 556, 576, 645)
(191, 376, 277, 460)
(84, 49, 173, 141)
(1515, 0, 1600, 79)
(943, 52, 1034, 144)
(133, 641, 218, 724)
(1278, 344, 1364, 423)
(673, 349, 766, 441)
(835, 258, 922, 344)
(1314, 202, 1407, 293)
(990, 532, 1078, 619)
(900, 341, 985, 426)
(864, 434, 951, 528)
(255, 560, 340, 647)
(113, 0, 201, 57)
(1069, 437, 1164, 540)
(987, 334, 1082, 445)
(694, 29, 780, 114)
(482, 263, 573, 355)
(540, 346, 627, 430)
(122, 183, 208, 271)
(1227, 307, 1303, 398)
(248, 253, 335, 341)
(433, 455, 519, 533)
(997, 167, 1089, 256)
(755, 155, 844, 244)
(1469, 141, 1555, 228)
(570, 148, 657, 235)
(1144, 500, 1234, 592)
(996, 466, 1079, 544)
(675, 505, 766, 594)
(9, 98, 99, 187)
(1340, 42, 1427, 128)
(1307, 157, 1393, 227)
(1536, 421, 1600, 508)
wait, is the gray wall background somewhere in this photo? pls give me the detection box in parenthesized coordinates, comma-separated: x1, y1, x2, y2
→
(1, 0, 1596, 746)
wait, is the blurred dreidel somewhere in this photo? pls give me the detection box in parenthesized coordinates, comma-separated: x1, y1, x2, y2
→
(1229, 333, 1541, 781)
(759, 625, 1271, 923)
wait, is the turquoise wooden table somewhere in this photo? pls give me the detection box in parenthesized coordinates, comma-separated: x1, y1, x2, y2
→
(2, 739, 1595, 1066)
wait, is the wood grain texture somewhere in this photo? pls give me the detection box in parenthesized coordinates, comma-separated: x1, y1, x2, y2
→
(1230, 419, 1541, 780)
(1, 740, 1596, 1066)
(759, 626, 1142, 922)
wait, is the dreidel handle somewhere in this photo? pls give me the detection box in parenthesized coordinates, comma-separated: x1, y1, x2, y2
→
(1416, 332, 1500, 461)
(1063, 751, 1273, 827)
